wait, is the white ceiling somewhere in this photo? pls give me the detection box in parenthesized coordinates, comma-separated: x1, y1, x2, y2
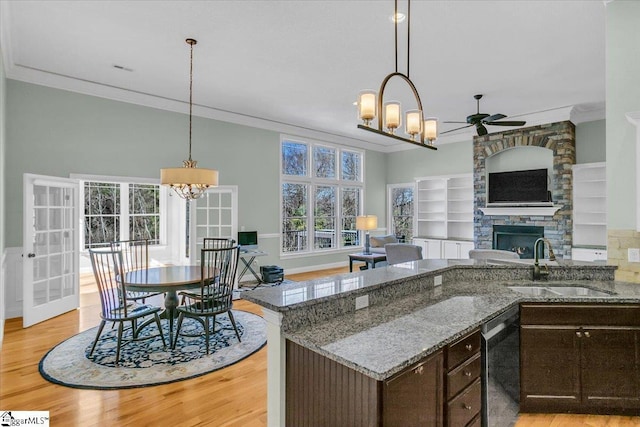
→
(0, 0, 606, 152)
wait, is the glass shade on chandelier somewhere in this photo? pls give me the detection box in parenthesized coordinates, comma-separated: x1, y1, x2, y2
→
(406, 109, 422, 140)
(161, 38, 218, 200)
(424, 117, 438, 143)
(358, 90, 377, 126)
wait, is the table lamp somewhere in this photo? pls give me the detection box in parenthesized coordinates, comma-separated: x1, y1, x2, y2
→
(356, 215, 378, 255)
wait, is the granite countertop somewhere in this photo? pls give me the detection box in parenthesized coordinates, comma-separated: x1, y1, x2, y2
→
(243, 259, 637, 381)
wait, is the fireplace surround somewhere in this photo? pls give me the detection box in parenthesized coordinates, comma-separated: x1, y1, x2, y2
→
(473, 121, 576, 258)
(493, 225, 544, 259)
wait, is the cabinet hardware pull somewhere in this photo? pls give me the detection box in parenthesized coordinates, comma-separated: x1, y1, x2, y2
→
(464, 404, 472, 411)
(465, 344, 473, 351)
(584, 331, 591, 338)
(463, 371, 472, 377)
(415, 366, 424, 375)
(576, 331, 582, 337)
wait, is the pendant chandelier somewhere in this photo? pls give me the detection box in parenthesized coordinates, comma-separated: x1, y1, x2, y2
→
(357, 0, 438, 150)
(161, 38, 218, 200)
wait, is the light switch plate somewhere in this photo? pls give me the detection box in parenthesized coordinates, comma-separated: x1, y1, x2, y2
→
(629, 248, 640, 263)
(355, 294, 369, 310)
(434, 275, 443, 286)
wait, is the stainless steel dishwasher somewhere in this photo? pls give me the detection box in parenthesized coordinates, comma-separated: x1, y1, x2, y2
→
(481, 305, 520, 427)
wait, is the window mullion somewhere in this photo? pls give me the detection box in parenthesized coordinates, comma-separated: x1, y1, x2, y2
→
(121, 182, 130, 241)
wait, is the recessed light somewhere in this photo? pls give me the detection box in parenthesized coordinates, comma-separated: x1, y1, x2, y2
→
(390, 12, 405, 23)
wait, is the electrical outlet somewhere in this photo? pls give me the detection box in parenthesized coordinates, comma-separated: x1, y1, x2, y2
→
(628, 248, 640, 263)
(434, 275, 443, 286)
(355, 294, 369, 310)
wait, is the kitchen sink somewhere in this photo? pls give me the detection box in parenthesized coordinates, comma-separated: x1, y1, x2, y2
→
(508, 285, 612, 297)
(546, 286, 612, 297)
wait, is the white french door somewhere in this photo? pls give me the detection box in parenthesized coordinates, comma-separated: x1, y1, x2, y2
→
(23, 174, 80, 327)
(189, 186, 238, 263)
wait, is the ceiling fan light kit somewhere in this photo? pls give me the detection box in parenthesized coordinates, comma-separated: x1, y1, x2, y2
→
(442, 94, 527, 137)
(357, 0, 437, 150)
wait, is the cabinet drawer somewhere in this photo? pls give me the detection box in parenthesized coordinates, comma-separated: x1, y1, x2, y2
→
(447, 330, 481, 369)
(447, 379, 481, 427)
(466, 414, 481, 427)
(521, 304, 640, 326)
(447, 353, 481, 400)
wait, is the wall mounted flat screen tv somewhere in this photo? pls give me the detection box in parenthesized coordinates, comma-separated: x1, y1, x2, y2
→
(488, 168, 550, 204)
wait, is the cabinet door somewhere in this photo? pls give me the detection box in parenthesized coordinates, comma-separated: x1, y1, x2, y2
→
(520, 326, 581, 413)
(458, 241, 474, 259)
(581, 328, 640, 410)
(425, 239, 442, 259)
(384, 351, 444, 427)
(442, 241, 460, 259)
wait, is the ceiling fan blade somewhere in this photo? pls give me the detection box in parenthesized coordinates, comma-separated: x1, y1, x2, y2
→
(483, 113, 507, 122)
(486, 120, 526, 127)
(476, 124, 488, 136)
(442, 121, 468, 124)
(440, 124, 474, 134)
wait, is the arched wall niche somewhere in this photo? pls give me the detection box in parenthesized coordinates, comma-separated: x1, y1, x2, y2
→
(473, 121, 576, 258)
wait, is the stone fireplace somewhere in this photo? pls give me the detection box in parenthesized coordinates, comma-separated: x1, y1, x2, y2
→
(474, 121, 576, 258)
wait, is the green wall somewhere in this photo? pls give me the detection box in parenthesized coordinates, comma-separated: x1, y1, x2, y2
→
(386, 139, 473, 184)
(606, 1, 640, 229)
(5, 80, 384, 270)
(385, 120, 606, 185)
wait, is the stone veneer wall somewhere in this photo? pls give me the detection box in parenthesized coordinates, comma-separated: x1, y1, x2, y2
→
(608, 230, 640, 282)
(473, 121, 576, 258)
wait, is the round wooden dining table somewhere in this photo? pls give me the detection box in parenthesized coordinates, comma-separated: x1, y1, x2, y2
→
(124, 266, 206, 343)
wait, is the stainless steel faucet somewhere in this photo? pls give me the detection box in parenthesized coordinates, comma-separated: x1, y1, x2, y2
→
(533, 238, 556, 280)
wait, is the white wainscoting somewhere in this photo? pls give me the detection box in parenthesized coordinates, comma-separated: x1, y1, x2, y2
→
(4, 247, 23, 320)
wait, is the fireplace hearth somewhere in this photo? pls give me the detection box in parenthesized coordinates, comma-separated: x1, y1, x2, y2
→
(493, 225, 544, 259)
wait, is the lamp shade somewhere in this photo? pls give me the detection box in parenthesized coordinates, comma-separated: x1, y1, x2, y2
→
(384, 102, 401, 131)
(424, 117, 438, 142)
(356, 215, 378, 231)
(161, 163, 218, 199)
(358, 90, 377, 123)
(406, 109, 422, 137)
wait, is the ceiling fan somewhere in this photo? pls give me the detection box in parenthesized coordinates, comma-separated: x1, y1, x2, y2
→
(441, 94, 526, 136)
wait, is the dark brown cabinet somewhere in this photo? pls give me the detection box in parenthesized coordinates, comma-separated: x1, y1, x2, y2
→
(445, 329, 482, 427)
(286, 340, 444, 426)
(520, 303, 640, 415)
(383, 351, 444, 427)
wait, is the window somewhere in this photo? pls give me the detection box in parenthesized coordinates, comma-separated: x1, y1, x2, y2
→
(281, 138, 364, 254)
(388, 184, 415, 242)
(82, 179, 162, 249)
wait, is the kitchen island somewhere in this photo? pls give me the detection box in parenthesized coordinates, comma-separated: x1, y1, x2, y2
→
(243, 259, 639, 426)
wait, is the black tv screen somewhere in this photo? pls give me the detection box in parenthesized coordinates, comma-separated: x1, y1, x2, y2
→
(488, 168, 549, 204)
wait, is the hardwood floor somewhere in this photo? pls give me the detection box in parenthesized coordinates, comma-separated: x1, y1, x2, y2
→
(1, 267, 638, 426)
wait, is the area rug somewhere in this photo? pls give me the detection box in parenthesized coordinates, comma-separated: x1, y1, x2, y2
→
(233, 278, 296, 299)
(39, 310, 266, 390)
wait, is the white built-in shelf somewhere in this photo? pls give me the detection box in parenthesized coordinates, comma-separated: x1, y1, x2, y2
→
(573, 162, 607, 248)
(415, 174, 473, 240)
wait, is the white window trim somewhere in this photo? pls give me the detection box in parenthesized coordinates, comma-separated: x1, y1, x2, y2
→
(71, 173, 167, 251)
(280, 135, 365, 257)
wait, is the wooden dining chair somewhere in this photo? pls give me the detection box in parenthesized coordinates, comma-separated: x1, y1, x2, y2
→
(179, 237, 236, 305)
(88, 248, 166, 365)
(111, 239, 162, 303)
(173, 245, 241, 354)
